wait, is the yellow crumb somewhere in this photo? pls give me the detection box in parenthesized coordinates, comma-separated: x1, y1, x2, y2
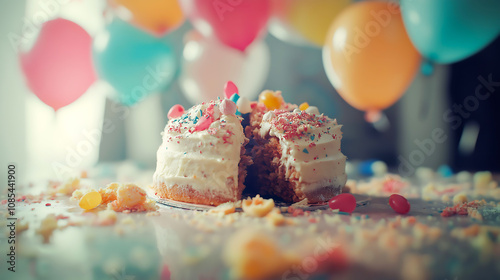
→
(452, 193, 468, 205)
(422, 183, 436, 201)
(440, 195, 450, 203)
(474, 171, 492, 190)
(223, 229, 296, 280)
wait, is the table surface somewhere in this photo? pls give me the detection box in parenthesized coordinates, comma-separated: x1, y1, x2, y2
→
(1, 164, 499, 280)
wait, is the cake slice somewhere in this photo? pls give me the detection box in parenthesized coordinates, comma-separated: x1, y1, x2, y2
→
(245, 91, 347, 203)
(153, 99, 251, 206)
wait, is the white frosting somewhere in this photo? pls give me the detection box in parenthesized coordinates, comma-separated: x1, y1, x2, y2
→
(153, 100, 246, 198)
(259, 110, 347, 193)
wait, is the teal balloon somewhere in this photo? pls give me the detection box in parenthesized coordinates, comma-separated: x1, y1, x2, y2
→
(92, 19, 176, 106)
(401, 0, 500, 64)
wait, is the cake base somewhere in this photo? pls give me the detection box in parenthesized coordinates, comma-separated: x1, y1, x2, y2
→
(152, 182, 239, 206)
(153, 149, 252, 206)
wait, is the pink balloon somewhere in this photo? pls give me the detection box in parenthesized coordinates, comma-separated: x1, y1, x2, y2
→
(186, 0, 271, 51)
(19, 18, 96, 111)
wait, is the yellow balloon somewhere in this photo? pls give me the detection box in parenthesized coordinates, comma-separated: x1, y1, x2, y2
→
(110, 0, 185, 36)
(276, 0, 350, 46)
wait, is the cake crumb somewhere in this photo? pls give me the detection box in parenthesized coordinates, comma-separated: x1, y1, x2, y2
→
(99, 183, 119, 204)
(36, 214, 59, 243)
(266, 208, 286, 226)
(242, 195, 275, 217)
(208, 202, 236, 215)
(95, 209, 118, 226)
(345, 179, 357, 193)
(71, 189, 84, 201)
(452, 193, 468, 205)
(49, 177, 81, 196)
(324, 214, 342, 224)
(120, 216, 135, 225)
(146, 211, 160, 217)
(440, 195, 450, 203)
(441, 200, 486, 218)
(107, 183, 157, 213)
(16, 221, 29, 235)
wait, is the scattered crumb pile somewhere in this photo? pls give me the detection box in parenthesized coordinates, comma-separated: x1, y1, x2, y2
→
(208, 195, 293, 227)
(72, 182, 157, 213)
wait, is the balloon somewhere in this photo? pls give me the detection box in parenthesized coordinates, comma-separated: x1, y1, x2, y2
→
(401, 0, 500, 64)
(109, 0, 185, 36)
(180, 31, 269, 104)
(92, 19, 177, 106)
(272, 0, 350, 46)
(19, 18, 96, 111)
(181, 0, 271, 52)
(323, 1, 420, 114)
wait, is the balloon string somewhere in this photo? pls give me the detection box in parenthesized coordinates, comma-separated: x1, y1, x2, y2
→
(419, 60, 434, 120)
(365, 110, 390, 132)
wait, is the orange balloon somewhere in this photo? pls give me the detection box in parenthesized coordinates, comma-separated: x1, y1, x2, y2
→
(109, 0, 184, 36)
(323, 1, 420, 112)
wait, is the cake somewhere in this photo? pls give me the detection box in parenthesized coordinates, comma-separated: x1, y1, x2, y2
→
(244, 91, 347, 203)
(153, 85, 347, 205)
(152, 99, 251, 206)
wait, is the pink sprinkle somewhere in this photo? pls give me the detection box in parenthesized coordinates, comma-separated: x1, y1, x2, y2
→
(224, 81, 238, 99)
(219, 99, 237, 115)
(167, 104, 185, 119)
(206, 104, 215, 117)
(45, 203, 51, 206)
(194, 115, 213, 131)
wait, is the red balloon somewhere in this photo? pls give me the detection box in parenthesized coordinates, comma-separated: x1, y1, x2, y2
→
(19, 18, 96, 111)
(328, 193, 357, 213)
(185, 0, 271, 51)
(389, 194, 410, 214)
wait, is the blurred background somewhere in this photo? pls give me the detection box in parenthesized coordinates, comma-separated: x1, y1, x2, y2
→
(1, 0, 499, 186)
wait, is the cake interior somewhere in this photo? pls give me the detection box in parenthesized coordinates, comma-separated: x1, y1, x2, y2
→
(243, 107, 344, 203)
